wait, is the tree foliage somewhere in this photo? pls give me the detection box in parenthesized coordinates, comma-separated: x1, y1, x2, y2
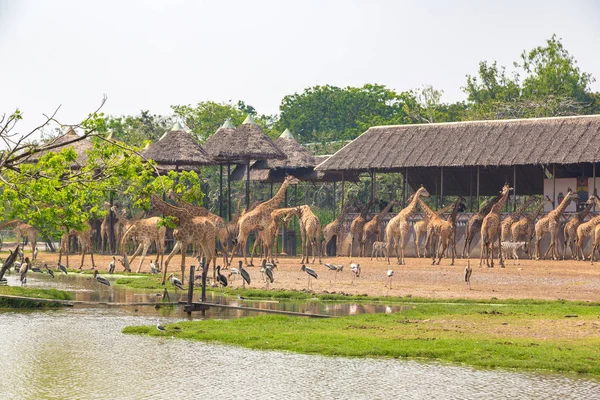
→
(105, 110, 173, 147)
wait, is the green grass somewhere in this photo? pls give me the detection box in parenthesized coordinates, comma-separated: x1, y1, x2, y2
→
(0, 286, 73, 308)
(124, 299, 600, 376)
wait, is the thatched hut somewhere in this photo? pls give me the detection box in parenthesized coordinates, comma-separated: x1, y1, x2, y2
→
(28, 127, 94, 169)
(140, 122, 215, 173)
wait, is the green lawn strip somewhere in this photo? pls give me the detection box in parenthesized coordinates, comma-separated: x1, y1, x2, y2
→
(123, 301, 600, 376)
(0, 286, 73, 308)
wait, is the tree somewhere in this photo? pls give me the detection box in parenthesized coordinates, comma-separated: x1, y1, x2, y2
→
(417, 85, 445, 123)
(106, 111, 173, 147)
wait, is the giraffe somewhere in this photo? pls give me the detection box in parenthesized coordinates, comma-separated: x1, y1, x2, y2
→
(575, 196, 600, 260)
(58, 222, 96, 270)
(563, 195, 596, 260)
(361, 200, 398, 258)
(347, 199, 375, 258)
(151, 195, 218, 285)
(589, 223, 600, 264)
(414, 202, 455, 258)
(253, 207, 299, 264)
(385, 186, 430, 265)
(534, 188, 579, 260)
(420, 196, 462, 265)
(479, 184, 512, 268)
(500, 196, 537, 243)
(510, 196, 553, 258)
(236, 175, 299, 266)
(287, 205, 322, 264)
(167, 190, 232, 267)
(321, 201, 354, 257)
(99, 202, 121, 254)
(0, 220, 38, 258)
(119, 216, 166, 273)
(461, 196, 500, 258)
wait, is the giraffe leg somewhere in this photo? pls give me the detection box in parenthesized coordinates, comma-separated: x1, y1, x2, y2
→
(136, 243, 150, 273)
(162, 241, 181, 285)
(128, 243, 144, 265)
(498, 232, 504, 268)
(89, 245, 96, 269)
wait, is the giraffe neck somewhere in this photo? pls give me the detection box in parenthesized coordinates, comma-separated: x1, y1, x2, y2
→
(112, 210, 130, 226)
(417, 198, 437, 220)
(527, 200, 547, 221)
(374, 201, 396, 220)
(262, 180, 291, 211)
(478, 196, 499, 217)
(448, 198, 462, 224)
(578, 202, 594, 219)
(490, 191, 510, 214)
(549, 196, 574, 220)
(512, 196, 536, 218)
(151, 196, 188, 219)
(403, 192, 423, 217)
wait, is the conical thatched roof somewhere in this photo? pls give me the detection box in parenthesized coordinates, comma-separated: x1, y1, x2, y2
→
(266, 129, 316, 169)
(140, 123, 215, 170)
(28, 127, 94, 168)
(203, 115, 286, 162)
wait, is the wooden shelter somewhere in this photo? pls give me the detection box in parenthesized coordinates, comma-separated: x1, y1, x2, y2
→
(28, 127, 94, 169)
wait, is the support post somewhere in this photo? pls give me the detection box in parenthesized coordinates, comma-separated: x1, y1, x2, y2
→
(341, 172, 345, 210)
(109, 191, 115, 253)
(552, 164, 556, 208)
(371, 169, 376, 212)
(403, 168, 408, 207)
(200, 257, 207, 303)
(270, 182, 274, 198)
(283, 188, 288, 251)
(333, 181, 337, 218)
(227, 164, 232, 221)
(513, 165, 517, 212)
(469, 168, 473, 212)
(440, 167, 444, 208)
(594, 163, 597, 211)
(476, 166, 480, 211)
(187, 265, 195, 313)
(219, 165, 223, 218)
(245, 159, 251, 211)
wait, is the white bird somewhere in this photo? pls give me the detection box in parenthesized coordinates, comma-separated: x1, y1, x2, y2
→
(19, 258, 30, 286)
(150, 260, 157, 274)
(237, 294, 245, 300)
(465, 260, 473, 290)
(169, 274, 184, 290)
(108, 256, 116, 274)
(33, 247, 38, 260)
(93, 270, 111, 286)
(350, 263, 361, 283)
(156, 319, 167, 333)
(228, 268, 240, 283)
(324, 263, 343, 282)
(386, 269, 394, 288)
(301, 264, 318, 289)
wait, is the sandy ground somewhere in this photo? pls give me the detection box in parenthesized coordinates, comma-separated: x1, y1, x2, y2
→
(31, 250, 600, 303)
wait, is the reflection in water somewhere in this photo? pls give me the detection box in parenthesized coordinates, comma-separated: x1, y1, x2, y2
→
(1, 310, 599, 399)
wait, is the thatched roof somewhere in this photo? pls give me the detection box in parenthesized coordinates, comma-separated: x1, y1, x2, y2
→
(203, 115, 286, 162)
(140, 123, 215, 168)
(316, 115, 600, 172)
(28, 127, 94, 168)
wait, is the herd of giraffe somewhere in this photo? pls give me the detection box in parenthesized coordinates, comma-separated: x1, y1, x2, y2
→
(3, 177, 600, 284)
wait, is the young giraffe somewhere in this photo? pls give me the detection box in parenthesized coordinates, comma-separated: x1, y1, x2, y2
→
(237, 175, 299, 266)
(414, 202, 455, 258)
(251, 207, 298, 264)
(167, 190, 232, 268)
(420, 196, 462, 265)
(563, 195, 596, 260)
(500, 196, 537, 243)
(151, 195, 218, 285)
(534, 188, 579, 260)
(288, 205, 322, 264)
(510, 196, 553, 258)
(360, 200, 398, 258)
(385, 186, 430, 265)
(119, 215, 166, 273)
(58, 222, 96, 270)
(0, 220, 38, 258)
(321, 201, 353, 256)
(480, 184, 512, 268)
(575, 196, 600, 260)
(347, 199, 375, 258)
(461, 196, 500, 258)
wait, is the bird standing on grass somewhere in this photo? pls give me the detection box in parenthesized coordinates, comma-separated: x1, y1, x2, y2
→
(108, 256, 116, 274)
(239, 260, 251, 288)
(301, 264, 317, 289)
(44, 264, 55, 278)
(169, 274, 184, 290)
(465, 260, 473, 290)
(216, 266, 228, 287)
(156, 319, 167, 333)
(93, 270, 111, 286)
(386, 269, 394, 288)
(58, 263, 68, 274)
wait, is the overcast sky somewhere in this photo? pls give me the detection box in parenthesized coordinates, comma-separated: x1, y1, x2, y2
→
(1, 0, 599, 135)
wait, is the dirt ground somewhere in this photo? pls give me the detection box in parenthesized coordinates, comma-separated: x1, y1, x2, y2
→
(32, 250, 600, 302)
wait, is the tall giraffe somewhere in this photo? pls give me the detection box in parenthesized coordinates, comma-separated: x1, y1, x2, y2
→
(255, 207, 298, 264)
(287, 205, 322, 264)
(575, 196, 600, 260)
(118, 216, 166, 273)
(461, 196, 500, 258)
(361, 200, 398, 257)
(151, 195, 218, 285)
(414, 202, 455, 258)
(500, 196, 537, 242)
(563, 195, 596, 259)
(0, 220, 38, 258)
(321, 201, 353, 256)
(510, 196, 553, 258)
(99, 202, 117, 254)
(347, 199, 375, 258)
(385, 186, 430, 265)
(420, 196, 462, 265)
(167, 190, 232, 267)
(236, 175, 299, 266)
(479, 184, 512, 268)
(58, 222, 96, 270)
(534, 188, 579, 260)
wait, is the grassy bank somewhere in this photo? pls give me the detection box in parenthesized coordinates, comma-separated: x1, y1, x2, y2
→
(0, 286, 73, 308)
(124, 299, 600, 376)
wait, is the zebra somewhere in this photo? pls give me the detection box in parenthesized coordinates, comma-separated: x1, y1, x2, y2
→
(497, 241, 528, 265)
(371, 241, 387, 260)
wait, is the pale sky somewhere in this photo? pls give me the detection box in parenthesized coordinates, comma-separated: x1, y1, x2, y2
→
(1, 0, 599, 136)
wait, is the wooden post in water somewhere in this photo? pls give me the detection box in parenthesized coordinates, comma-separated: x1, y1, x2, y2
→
(186, 264, 195, 316)
(200, 257, 207, 303)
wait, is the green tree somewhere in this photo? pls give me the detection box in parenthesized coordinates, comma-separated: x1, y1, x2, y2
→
(105, 110, 173, 147)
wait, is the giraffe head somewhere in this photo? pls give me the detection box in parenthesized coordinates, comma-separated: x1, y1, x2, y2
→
(500, 184, 513, 197)
(564, 188, 579, 202)
(585, 195, 597, 205)
(284, 175, 300, 186)
(416, 185, 430, 198)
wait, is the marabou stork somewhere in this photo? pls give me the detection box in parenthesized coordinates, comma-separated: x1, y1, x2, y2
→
(58, 263, 68, 274)
(301, 264, 317, 289)
(93, 270, 111, 286)
(264, 265, 274, 289)
(44, 264, 55, 278)
(216, 266, 228, 287)
(465, 260, 473, 290)
(324, 263, 343, 282)
(169, 274, 184, 290)
(238, 260, 251, 288)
